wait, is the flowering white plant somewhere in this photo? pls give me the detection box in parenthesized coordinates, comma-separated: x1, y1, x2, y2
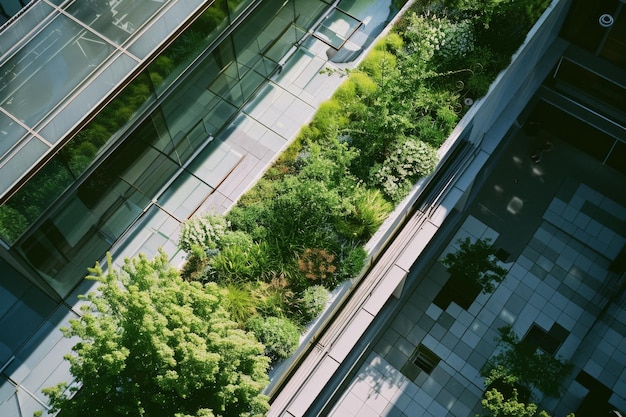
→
(370, 137, 438, 202)
(405, 12, 475, 61)
(178, 212, 229, 253)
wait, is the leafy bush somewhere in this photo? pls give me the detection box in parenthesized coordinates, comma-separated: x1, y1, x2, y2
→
(246, 316, 301, 365)
(309, 99, 347, 137)
(180, 244, 210, 282)
(480, 388, 568, 417)
(298, 285, 331, 323)
(231, 176, 342, 260)
(220, 229, 255, 249)
(370, 136, 439, 202)
(374, 32, 404, 54)
(252, 277, 296, 318)
(178, 212, 229, 253)
(359, 49, 398, 81)
(224, 284, 257, 326)
(332, 71, 378, 108)
(207, 241, 273, 284)
(339, 245, 368, 281)
(174, 0, 550, 358)
(337, 187, 393, 240)
(405, 12, 475, 63)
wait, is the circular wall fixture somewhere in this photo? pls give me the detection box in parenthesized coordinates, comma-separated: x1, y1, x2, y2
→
(599, 13, 614, 27)
(464, 97, 474, 106)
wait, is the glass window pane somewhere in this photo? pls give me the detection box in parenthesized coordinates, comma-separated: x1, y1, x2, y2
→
(560, 0, 621, 53)
(228, 0, 255, 22)
(0, 112, 28, 159)
(209, 62, 244, 106)
(294, 0, 329, 29)
(0, 14, 115, 129)
(240, 68, 265, 101)
(203, 98, 237, 135)
(127, 0, 205, 59)
(1, 152, 74, 244)
(265, 25, 300, 64)
(0, 2, 54, 55)
(55, 70, 156, 178)
(18, 181, 151, 297)
(38, 53, 138, 144)
(600, 11, 626, 68)
(314, 8, 360, 49)
(64, 0, 172, 45)
(606, 141, 626, 176)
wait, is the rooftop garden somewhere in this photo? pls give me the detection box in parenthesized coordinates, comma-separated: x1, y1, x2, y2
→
(42, 0, 555, 415)
(178, 0, 550, 362)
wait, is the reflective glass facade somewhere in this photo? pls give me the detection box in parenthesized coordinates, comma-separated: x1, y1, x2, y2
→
(0, 0, 332, 297)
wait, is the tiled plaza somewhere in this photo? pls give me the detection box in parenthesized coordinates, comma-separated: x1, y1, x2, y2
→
(326, 127, 626, 416)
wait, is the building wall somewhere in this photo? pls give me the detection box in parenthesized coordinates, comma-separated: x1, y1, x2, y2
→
(0, 0, 333, 298)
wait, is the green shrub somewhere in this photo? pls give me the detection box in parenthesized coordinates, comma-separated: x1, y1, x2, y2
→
(436, 104, 459, 128)
(219, 230, 254, 249)
(339, 245, 368, 281)
(298, 285, 331, 323)
(374, 32, 404, 54)
(227, 203, 268, 242)
(403, 12, 443, 61)
(310, 100, 347, 136)
(297, 141, 358, 189)
(207, 241, 274, 284)
(370, 137, 439, 202)
(332, 77, 358, 104)
(337, 187, 393, 241)
(180, 244, 210, 282)
(253, 278, 295, 318)
(246, 316, 300, 365)
(436, 18, 475, 62)
(359, 49, 397, 82)
(256, 177, 342, 253)
(348, 71, 379, 98)
(178, 212, 229, 252)
(354, 188, 393, 236)
(237, 178, 279, 206)
(224, 284, 257, 326)
(415, 116, 448, 147)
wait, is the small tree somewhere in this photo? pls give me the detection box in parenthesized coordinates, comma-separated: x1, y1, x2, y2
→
(478, 388, 575, 417)
(481, 326, 573, 399)
(42, 251, 270, 417)
(441, 237, 507, 293)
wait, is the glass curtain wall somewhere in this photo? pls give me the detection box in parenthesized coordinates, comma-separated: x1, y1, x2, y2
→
(554, 0, 626, 175)
(2, 0, 331, 297)
(560, 0, 626, 70)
